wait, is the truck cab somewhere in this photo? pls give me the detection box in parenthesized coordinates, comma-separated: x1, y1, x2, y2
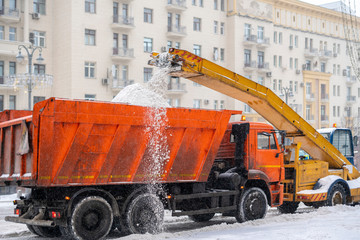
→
(317, 128, 357, 165)
(213, 121, 284, 207)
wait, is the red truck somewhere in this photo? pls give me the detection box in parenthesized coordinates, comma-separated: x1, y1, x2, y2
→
(2, 98, 283, 239)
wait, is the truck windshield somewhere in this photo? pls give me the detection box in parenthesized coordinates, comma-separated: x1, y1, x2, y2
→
(333, 130, 353, 157)
(257, 132, 277, 150)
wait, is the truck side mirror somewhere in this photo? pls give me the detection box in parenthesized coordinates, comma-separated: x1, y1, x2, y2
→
(354, 136, 358, 147)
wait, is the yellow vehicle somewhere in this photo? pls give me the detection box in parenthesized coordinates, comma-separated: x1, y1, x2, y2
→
(150, 48, 360, 212)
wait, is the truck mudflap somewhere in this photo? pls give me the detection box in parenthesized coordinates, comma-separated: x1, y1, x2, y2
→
(5, 209, 55, 227)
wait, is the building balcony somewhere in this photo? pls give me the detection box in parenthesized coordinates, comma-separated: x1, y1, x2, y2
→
(319, 50, 332, 60)
(167, 25, 186, 38)
(0, 7, 20, 23)
(167, 83, 186, 94)
(305, 93, 315, 101)
(346, 95, 356, 103)
(112, 79, 134, 90)
(346, 75, 357, 85)
(304, 48, 318, 58)
(0, 40, 22, 56)
(257, 62, 269, 72)
(243, 61, 257, 71)
(257, 37, 270, 48)
(321, 115, 329, 124)
(306, 115, 315, 124)
(166, 0, 187, 11)
(112, 15, 135, 29)
(320, 94, 329, 102)
(112, 48, 134, 61)
(243, 35, 257, 45)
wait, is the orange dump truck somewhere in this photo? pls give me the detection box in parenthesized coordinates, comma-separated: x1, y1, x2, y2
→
(2, 98, 284, 239)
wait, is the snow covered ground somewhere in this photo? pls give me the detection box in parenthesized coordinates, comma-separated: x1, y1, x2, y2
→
(1, 194, 360, 240)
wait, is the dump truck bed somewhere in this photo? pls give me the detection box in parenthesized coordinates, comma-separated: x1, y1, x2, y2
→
(155, 49, 359, 180)
(0, 98, 239, 187)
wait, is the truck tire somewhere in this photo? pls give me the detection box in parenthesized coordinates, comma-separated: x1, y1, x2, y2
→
(188, 213, 215, 222)
(327, 184, 346, 206)
(277, 201, 299, 214)
(236, 187, 268, 223)
(123, 193, 164, 234)
(32, 225, 62, 238)
(69, 196, 113, 240)
(26, 224, 37, 235)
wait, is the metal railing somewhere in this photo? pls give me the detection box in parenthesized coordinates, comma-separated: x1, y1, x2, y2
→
(258, 62, 269, 70)
(243, 35, 257, 43)
(167, 25, 186, 35)
(167, 83, 186, 91)
(113, 15, 134, 26)
(112, 79, 134, 89)
(167, 0, 186, 8)
(244, 61, 257, 68)
(0, 7, 19, 18)
(112, 48, 134, 58)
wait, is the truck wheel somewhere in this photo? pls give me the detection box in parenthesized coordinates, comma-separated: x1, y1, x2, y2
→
(189, 213, 215, 222)
(32, 226, 62, 238)
(69, 196, 113, 240)
(123, 193, 164, 234)
(26, 224, 38, 235)
(236, 187, 268, 223)
(277, 201, 299, 214)
(327, 184, 346, 206)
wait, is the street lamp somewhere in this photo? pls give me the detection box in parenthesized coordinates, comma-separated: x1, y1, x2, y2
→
(16, 44, 44, 110)
(280, 87, 294, 104)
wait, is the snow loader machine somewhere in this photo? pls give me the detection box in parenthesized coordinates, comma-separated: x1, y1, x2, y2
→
(149, 48, 360, 213)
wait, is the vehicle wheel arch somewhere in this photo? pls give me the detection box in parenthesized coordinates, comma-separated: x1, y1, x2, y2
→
(66, 188, 120, 219)
(326, 179, 350, 204)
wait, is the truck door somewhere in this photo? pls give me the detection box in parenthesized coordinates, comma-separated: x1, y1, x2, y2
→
(254, 130, 281, 182)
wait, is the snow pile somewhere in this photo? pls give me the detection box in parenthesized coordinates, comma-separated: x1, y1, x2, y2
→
(297, 175, 341, 194)
(348, 176, 360, 189)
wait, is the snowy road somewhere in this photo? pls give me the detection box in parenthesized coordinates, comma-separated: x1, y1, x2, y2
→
(1, 194, 360, 240)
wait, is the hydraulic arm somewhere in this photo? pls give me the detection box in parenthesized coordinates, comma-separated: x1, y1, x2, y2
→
(149, 48, 359, 180)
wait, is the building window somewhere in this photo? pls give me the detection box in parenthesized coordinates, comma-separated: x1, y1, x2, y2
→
(0, 95, 3, 111)
(220, 0, 225, 11)
(294, 81, 298, 93)
(167, 40, 172, 50)
(34, 96, 45, 104)
(85, 29, 96, 45)
(273, 31, 277, 43)
(33, 31, 46, 47)
(9, 62, 16, 75)
(214, 21, 218, 34)
(9, 95, 16, 110)
(0, 61, 3, 84)
(258, 76, 264, 85)
(214, 0, 218, 10)
(257, 51, 264, 68)
(257, 26, 264, 41)
(289, 58, 293, 69)
(143, 37, 153, 52)
(34, 64, 45, 74)
(278, 56, 282, 67)
(220, 100, 224, 109)
(244, 103, 251, 113)
(175, 42, 180, 49)
(144, 8, 153, 23)
(9, 27, 16, 41)
(0, 26, 4, 40)
(244, 24, 251, 38)
(321, 62, 326, 73)
(220, 22, 225, 35)
(193, 17, 201, 31)
(144, 67, 152, 82)
(33, 0, 46, 14)
(192, 0, 196, 6)
(85, 62, 95, 78)
(213, 47, 218, 61)
(305, 38, 308, 49)
(193, 44, 201, 56)
(289, 34, 293, 47)
(193, 99, 201, 109)
(306, 60, 311, 71)
(199, 0, 203, 7)
(333, 106, 336, 117)
(85, 94, 96, 101)
(85, 0, 96, 13)
(295, 35, 298, 47)
(244, 49, 251, 65)
(306, 105, 311, 120)
(278, 79, 282, 91)
(294, 58, 298, 69)
(273, 55, 277, 67)
(279, 32, 283, 44)
(214, 100, 218, 109)
(220, 48, 225, 61)
(273, 79, 277, 91)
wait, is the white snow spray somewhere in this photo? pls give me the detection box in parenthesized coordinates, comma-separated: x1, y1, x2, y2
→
(112, 53, 172, 186)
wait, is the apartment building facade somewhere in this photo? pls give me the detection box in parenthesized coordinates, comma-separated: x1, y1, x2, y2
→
(0, 0, 359, 130)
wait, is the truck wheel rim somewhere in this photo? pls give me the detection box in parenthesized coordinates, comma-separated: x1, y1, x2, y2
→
(332, 191, 343, 205)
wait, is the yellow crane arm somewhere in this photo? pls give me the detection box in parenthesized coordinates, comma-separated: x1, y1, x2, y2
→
(150, 48, 359, 179)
